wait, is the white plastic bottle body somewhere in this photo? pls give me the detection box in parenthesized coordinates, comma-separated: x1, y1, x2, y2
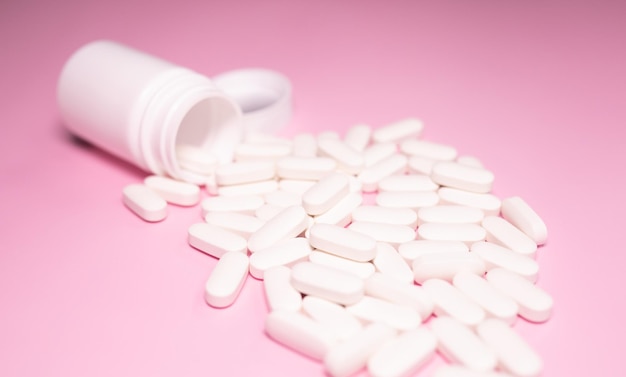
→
(57, 40, 243, 183)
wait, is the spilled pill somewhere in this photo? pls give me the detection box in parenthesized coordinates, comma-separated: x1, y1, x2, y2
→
(122, 183, 167, 222)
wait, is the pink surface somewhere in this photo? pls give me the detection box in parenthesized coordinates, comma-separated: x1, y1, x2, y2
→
(1, 0, 624, 375)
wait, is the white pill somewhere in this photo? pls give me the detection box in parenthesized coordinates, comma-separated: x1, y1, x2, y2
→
(433, 365, 515, 377)
(453, 271, 519, 324)
(291, 132, 318, 157)
(314, 192, 363, 227)
(344, 123, 372, 151)
(176, 144, 218, 176)
(200, 194, 264, 216)
(349, 221, 416, 247)
(347, 174, 363, 193)
(263, 190, 302, 207)
(249, 238, 312, 279)
(500, 196, 548, 245)
(417, 205, 484, 226)
(143, 175, 200, 206)
(309, 250, 376, 279)
(357, 154, 407, 192)
(317, 137, 364, 174)
(234, 142, 292, 162)
(456, 155, 485, 169)
(215, 161, 275, 186)
(302, 172, 350, 216)
(486, 268, 553, 323)
(417, 223, 487, 245)
(408, 155, 436, 175)
(375, 191, 440, 211)
(400, 139, 458, 161)
(263, 265, 302, 312)
(352, 205, 418, 228)
(187, 223, 248, 258)
(122, 184, 167, 222)
(372, 118, 424, 143)
(290, 262, 365, 305)
(308, 223, 377, 262)
(477, 319, 543, 377)
(438, 187, 501, 215)
(254, 203, 285, 221)
(324, 323, 396, 377)
(482, 216, 537, 257)
(431, 316, 498, 372)
(365, 272, 434, 319)
(471, 241, 539, 282)
(278, 179, 317, 194)
(412, 251, 486, 284)
(346, 296, 422, 331)
(372, 243, 414, 284)
(422, 279, 486, 326)
(431, 161, 495, 194)
(276, 156, 337, 181)
(302, 296, 363, 341)
(245, 130, 292, 146)
(204, 211, 264, 239)
(398, 240, 469, 263)
(217, 179, 279, 196)
(265, 310, 337, 361)
(204, 250, 249, 308)
(378, 174, 439, 192)
(363, 142, 398, 167)
(367, 327, 437, 377)
(247, 205, 310, 253)
(205, 174, 218, 195)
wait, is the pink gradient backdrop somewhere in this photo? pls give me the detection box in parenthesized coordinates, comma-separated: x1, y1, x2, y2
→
(1, 0, 624, 375)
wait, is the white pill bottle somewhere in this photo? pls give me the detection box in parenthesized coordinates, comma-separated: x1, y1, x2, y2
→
(58, 40, 290, 184)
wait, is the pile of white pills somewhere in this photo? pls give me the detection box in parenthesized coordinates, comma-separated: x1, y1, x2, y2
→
(123, 118, 552, 377)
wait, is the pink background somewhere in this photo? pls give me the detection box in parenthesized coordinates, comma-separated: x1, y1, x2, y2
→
(1, 0, 624, 375)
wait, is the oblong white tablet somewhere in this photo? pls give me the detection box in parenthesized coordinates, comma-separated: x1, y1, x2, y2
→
(346, 296, 422, 331)
(365, 272, 434, 319)
(471, 241, 539, 282)
(302, 295, 363, 341)
(263, 189, 302, 208)
(204, 211, 264, 239)
(363, 142, 397, 167)
(291, 133, 318, 157)
(412, 251, 486, 283)
(249, 237, 312, 279)
(431, 162, 495, 194)
(408, 155, 436, 175)
(247, 205, 309, 253)
(122, 184, 167, 222)
(216, 179, 278, 197)
(438, 187, 501, 216)
(417, 205, 484, 226)
(176, 144, 218, 175)
(144, 175, 200, 206)
(349, 221, 416, 247)
(398, 240, 469, 263)
(254, 203, 285, 221)
(278, 179, 317, 194)
(309, 250, 375, 279)
(500, 196, 548, 245)
(204, 250, 249, 308)
(477, 319, 543, 377)
(352, 205, 418, 228)
(431, 316, 498, 372)
(344, 123, 372, 151)
(290, 262, 365, 305)
(375, 191, 440, 211)
(486, 268, 553, 323)
(400, 139, 458, 161)
(277, 156, 338, 181)
(417, 223, 486, 245)
(317, 137, 365, 174)
(433, 365, 515, 377)
(357, 154, 407, 192)
(308, 223, 377, 262)
(378, 174, 439, 192)
(188, 223, 248, 258)
(314, 192, 363, 227)
(263, 265, 303, 312)
(482, 216, 537, 257)
(234, 142, 292, 162)
(200, 194, 264, 216)
(265, 310, 337, 361)
(215, 160, 275, 186)
(372, 118, 424, 143)
(372, 243, 414, 284)
(367, 327, 437, 377)
(302, 172, 350, 216)
(453, 271, 519, 324)
(324, 323, 396, 377)
(422, 279, 486, 326)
